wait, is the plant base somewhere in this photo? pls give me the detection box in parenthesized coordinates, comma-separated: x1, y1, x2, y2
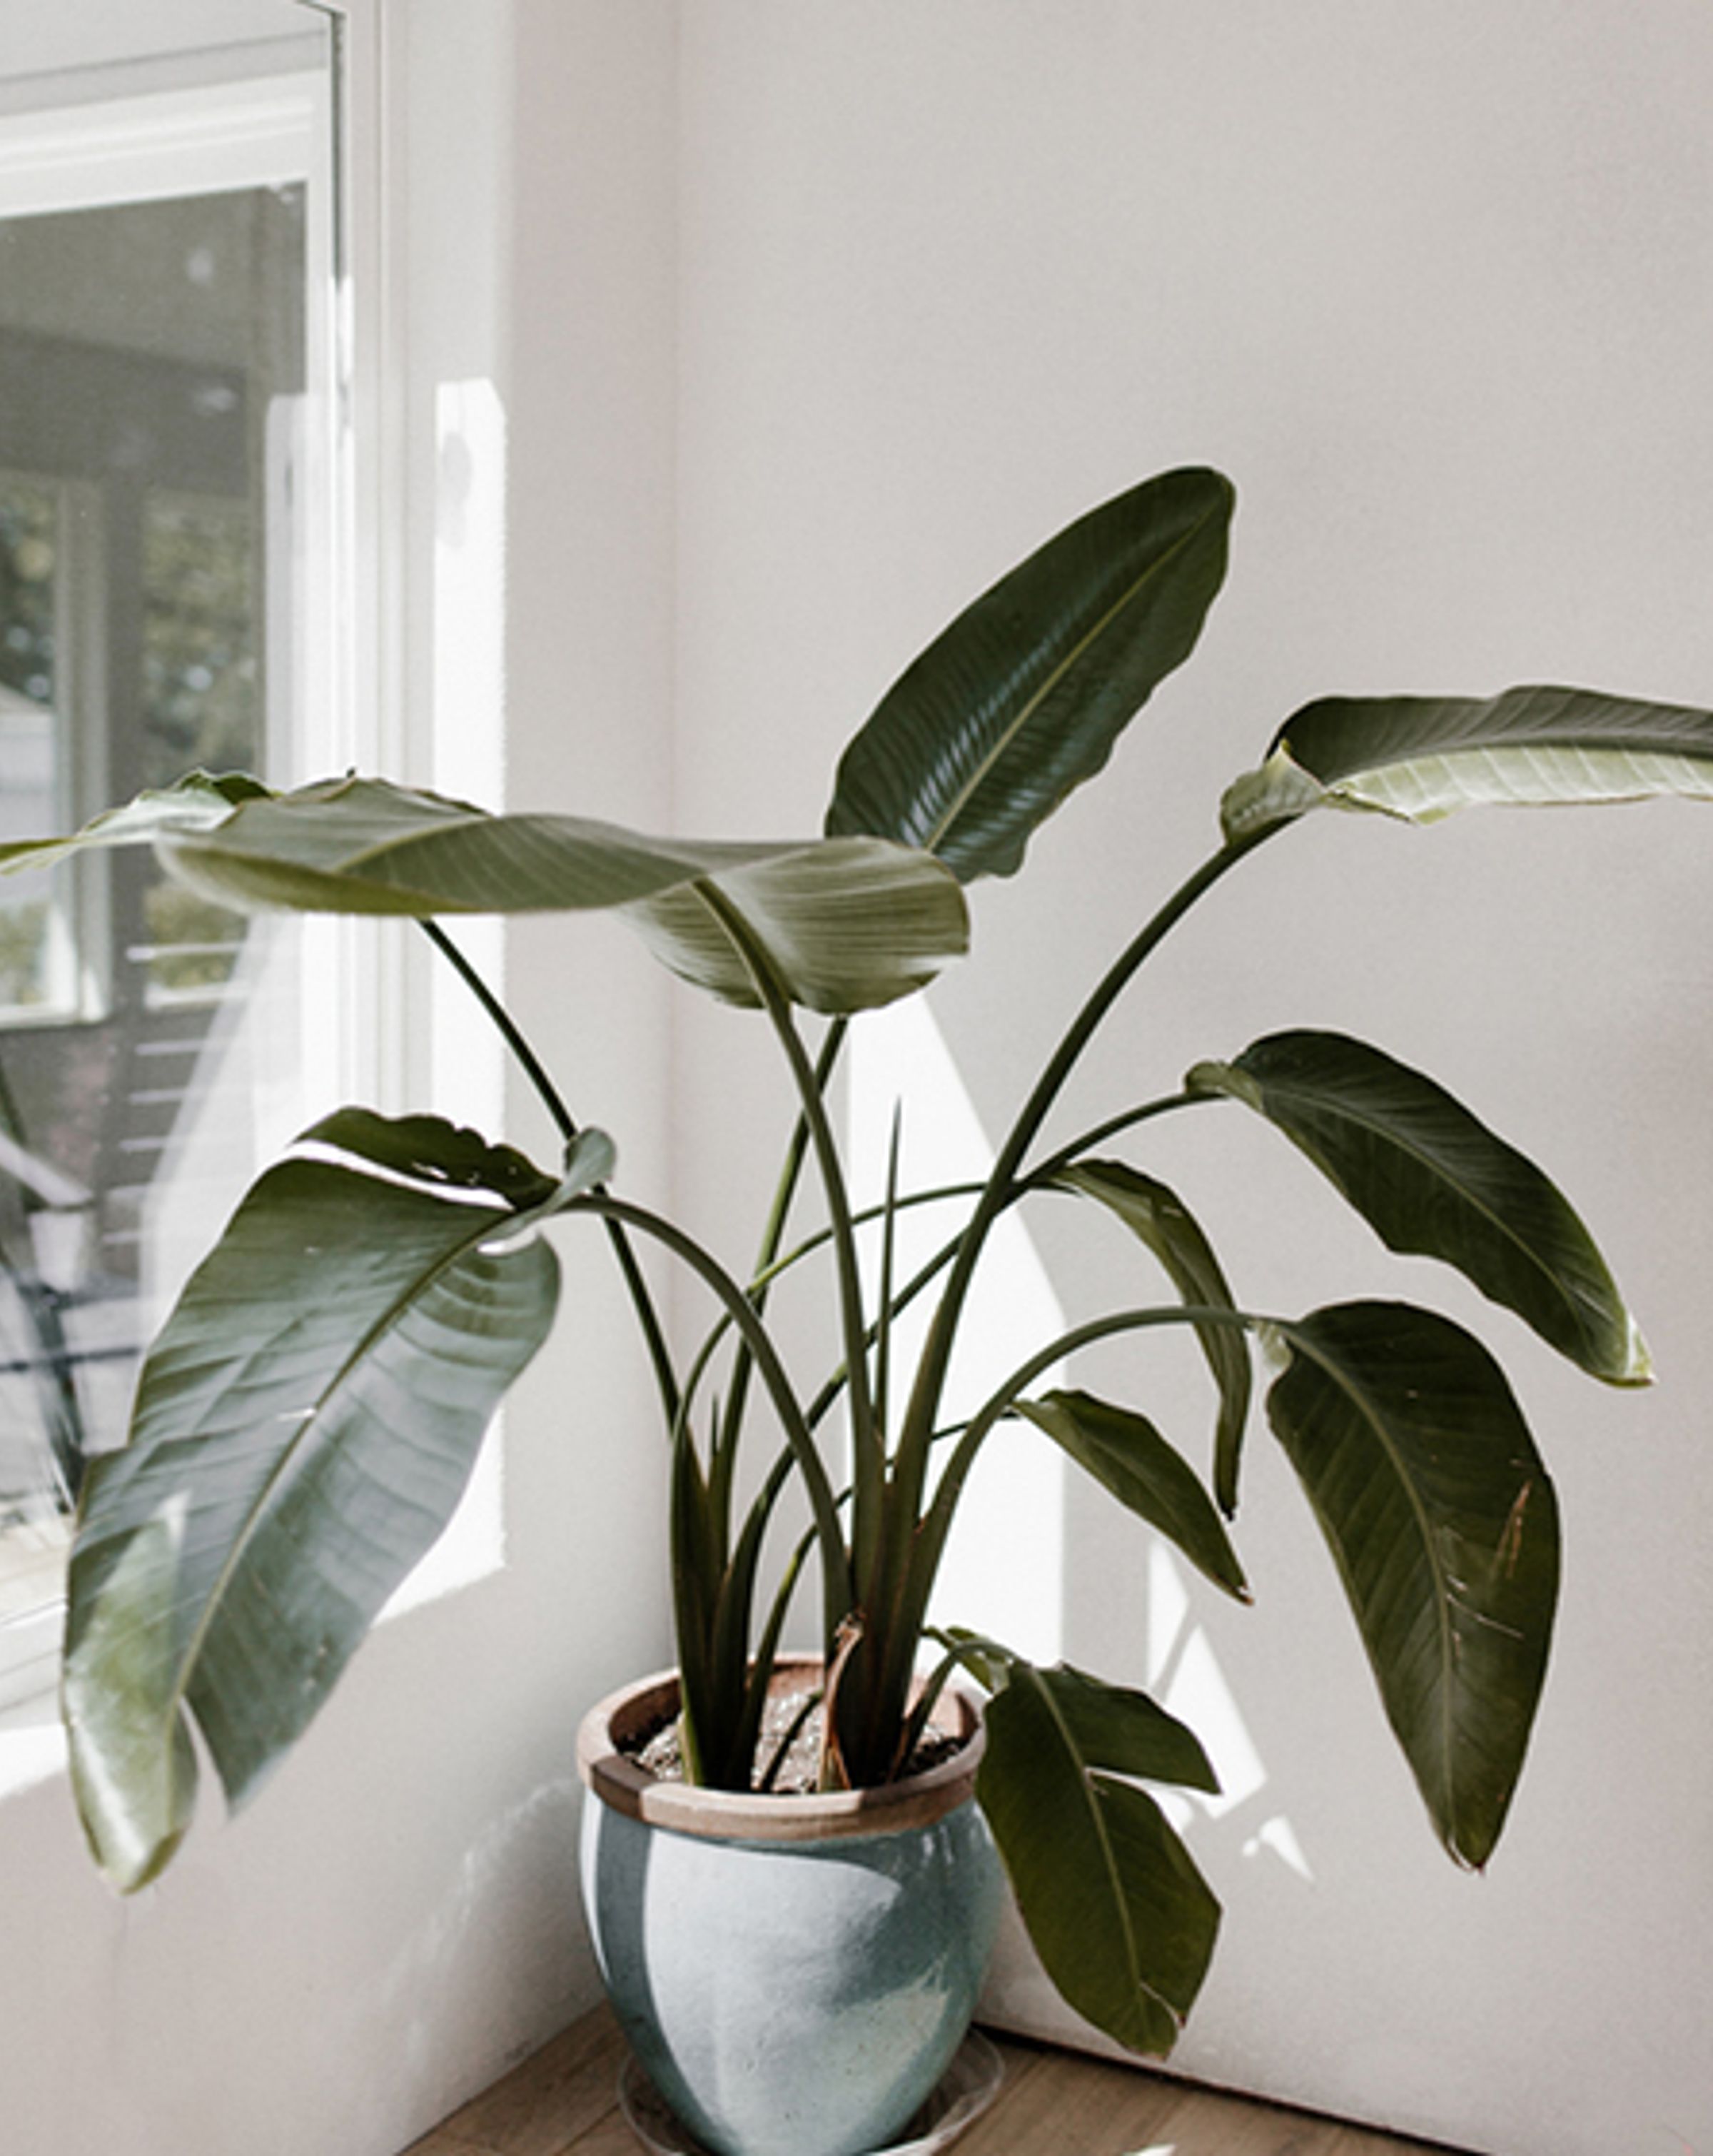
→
(577, 1663, 1003, 2156)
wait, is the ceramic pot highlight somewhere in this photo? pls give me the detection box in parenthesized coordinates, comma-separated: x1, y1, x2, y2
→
(576, 1661, 1003, 2156)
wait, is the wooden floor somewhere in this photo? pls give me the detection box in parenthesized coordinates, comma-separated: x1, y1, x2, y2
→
(403, 2003, 1469, 2156)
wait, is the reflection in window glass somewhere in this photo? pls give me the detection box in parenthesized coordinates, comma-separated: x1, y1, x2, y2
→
(0, 120, 325, 1691)
(140, 487, 261, 997)
(0, 475, 66, 1015)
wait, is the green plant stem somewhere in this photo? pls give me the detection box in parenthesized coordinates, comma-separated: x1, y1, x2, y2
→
(904, 1302, 1255, 1647)
(871, 1105, 904, 1464)
(891, 1641, 966, 1777)
(1029, 1087, 1215, 1181)
(759, 1178, 986, 1311)
(571, 1188, 854, 1648)
(755, 1683, 822, 1793)
(418, 918, 682, 1426)
(722, 1094, 1204, 1443)
(690, 885, 882, 1584)
(803, 1197, 993, 1433)
(713, 1019, 847, 1513)
(738, 1498, 819, 1773)
(896, 830, 1276, 1519)
(660, 1177, 987, 1528)
(850, 832, 1280, 1771)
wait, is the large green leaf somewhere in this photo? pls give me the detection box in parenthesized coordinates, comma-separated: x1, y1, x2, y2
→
(1012, 1392, 1248, 1601)
(303, 1107, 562, 1208)
(1222, 683, 1713, 839)
(1053, 1162, 1253, 1511)
(1010, 1658, 1221, 1793)
(620, 838, 969, 1013)
(10, 775, 968, 1015)
(0, 770, 269, 873)
(1188, 1030, 1647, 1385)
(1263, 1301, 1560, 1868)
(62, 1122, 611, 1890)
(826, 468, 1234, 880)
(977, 1658, 1221, 2055)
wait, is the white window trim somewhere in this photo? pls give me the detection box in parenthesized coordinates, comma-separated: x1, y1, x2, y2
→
(0, 71, 322, 214)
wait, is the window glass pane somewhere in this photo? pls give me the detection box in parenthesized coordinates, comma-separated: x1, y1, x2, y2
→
(0, 475, 70, 1018)
(0, 53, 335, 1706)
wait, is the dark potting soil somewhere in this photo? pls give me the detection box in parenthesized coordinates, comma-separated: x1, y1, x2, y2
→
(625, 1681, 961, 1796)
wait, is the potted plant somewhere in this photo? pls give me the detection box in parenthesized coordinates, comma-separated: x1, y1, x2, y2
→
(7, 466, 1712, 2156)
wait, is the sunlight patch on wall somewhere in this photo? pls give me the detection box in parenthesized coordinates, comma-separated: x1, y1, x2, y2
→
(1146, 1543, 1312, 1881)
(848, 1001, 1310, 1883)
(847, 994, 1064, 1666)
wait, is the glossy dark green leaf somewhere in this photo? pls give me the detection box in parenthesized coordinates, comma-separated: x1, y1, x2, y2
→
(978, 1660, 1221, 2054)
(1012, 1392, 1248, 1602)
(1021, 1660, 1220, 1793)
(1053, 1162, 1253, 1511)
(0, 769, 270, 875)
(1263, 1301, 1560, 1868)
(61, 1124, 611, 1890)
(669, 1424, 722, 1787)
(1221, 684, 1713, 840)
(304, 1107, 560, 1208)
(620, 836, 969, 1013)
(827, 468, 1234, 880)
(16, 773, 968, 1015)
(1188, 1030, 1647, 1385)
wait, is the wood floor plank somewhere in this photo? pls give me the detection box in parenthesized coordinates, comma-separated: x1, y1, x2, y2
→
(404, 2005, 1473, 2156)
(407, 2010, 628, 2156)
(1150, 2079, 1348, 2154)
(558, 2114, 661, 2156)
(956, 2038, 1186, 2156)
(1328, 2123, 1466, 2156)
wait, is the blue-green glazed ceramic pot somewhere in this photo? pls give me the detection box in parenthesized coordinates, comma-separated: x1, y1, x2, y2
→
(577, 1661, 1002, 2156)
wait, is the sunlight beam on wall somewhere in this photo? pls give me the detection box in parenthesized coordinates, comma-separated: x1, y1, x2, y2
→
(847, 995, 1065, 1665)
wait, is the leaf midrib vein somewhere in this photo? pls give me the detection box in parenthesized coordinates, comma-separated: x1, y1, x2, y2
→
(157, 1200, 523, 1748)
(924, 508, 1215, 854)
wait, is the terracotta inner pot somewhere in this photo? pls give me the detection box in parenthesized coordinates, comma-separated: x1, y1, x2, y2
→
(576, 1655, 987, 1844)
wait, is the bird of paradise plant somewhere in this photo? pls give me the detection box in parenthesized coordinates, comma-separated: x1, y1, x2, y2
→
(7, 465, 1712, 2055)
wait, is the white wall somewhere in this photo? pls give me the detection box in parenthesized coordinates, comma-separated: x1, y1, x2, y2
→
(670, 8, 1713, 2155)
(0, 6, 680, 2152)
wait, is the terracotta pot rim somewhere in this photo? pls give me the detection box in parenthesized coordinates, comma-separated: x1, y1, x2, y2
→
(576, 1654, 986, 1845)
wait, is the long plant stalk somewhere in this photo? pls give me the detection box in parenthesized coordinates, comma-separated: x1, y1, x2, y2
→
(660, 1177, 988, 1472)
(572, 1188, 855, 1648)
(1029, 1087, 1214, 1181)
(854, 833, 1280, 1767)
(892, 1301, 1257, 1681)
(690, 885, 884, 1588)
(871, 1106, 904, 1463)
(794, 1097, 1211, 1433)
(894, 830, 1278, 1518)
(713, 1019, 847, 1512)
(419, 919, 681, 1426)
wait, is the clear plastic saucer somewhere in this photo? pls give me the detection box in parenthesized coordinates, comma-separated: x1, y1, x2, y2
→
(617, 2028, 1006, 2156)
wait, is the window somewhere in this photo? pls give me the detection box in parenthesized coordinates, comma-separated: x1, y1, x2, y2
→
(0, 11, 346, 1716)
